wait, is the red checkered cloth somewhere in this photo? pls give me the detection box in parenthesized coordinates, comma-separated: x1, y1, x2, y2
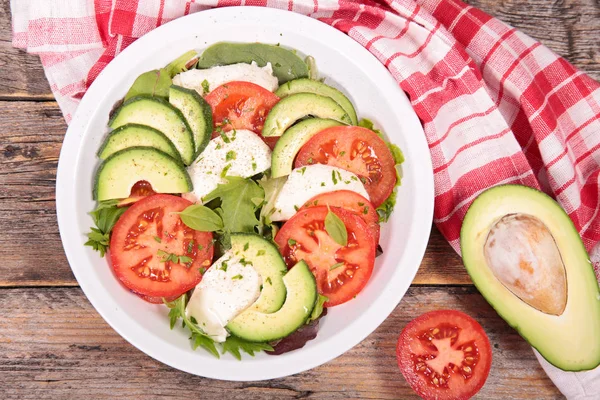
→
(11, 0, 600, 395)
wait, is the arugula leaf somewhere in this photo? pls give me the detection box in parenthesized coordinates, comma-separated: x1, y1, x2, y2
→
(164, 295, 220, 358)
(85, 200, 128, 257)
(164, 295, 272, 359)
(164, 50, 198, 77)
(307, 295, 328, 324)
(124, 69, 172, 100)
(221, 335, 273, 360)
(358, 118, 405, 223)
(177, 204, 224, 232)
(204, 177, 264, 233)
(258, 175, 287, 235)
(324, 210, 348, 246)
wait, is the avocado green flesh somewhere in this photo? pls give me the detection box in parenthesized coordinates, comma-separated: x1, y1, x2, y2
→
(169, 85, 212, 158)
(97, 124, 181, 161)
(275, 79, 358, 125)
(109, 95, 195, 165)
(227, 261, 317, 342)
(271, 118, 342, 178)
(93, 147, 192, 201)
(229, 233, 287, 314)
(461, 184, 600, 371)
(262, 93, 351, 137)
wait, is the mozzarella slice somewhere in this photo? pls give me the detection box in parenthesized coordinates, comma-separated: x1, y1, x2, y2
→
(183, 129, 271, 203)
(185, 251, 262, 343)
(173, 62, 278, 94)
(271, 164, 370, 221)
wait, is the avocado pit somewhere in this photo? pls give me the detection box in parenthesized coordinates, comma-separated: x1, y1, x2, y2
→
(483, 213, 567, 315)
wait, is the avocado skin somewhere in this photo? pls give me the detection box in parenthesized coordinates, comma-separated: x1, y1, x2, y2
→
(460, 184, 600, 371)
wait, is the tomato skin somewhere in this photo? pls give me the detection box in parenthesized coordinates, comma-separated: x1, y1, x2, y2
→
(110, 194, 214, 298)
(205, 81, 280, 149)
(300, 190, 380, 244)
(396, 310, 492, 400)
(133, 292, 178, 304)
(295, 126, 397, 207)
(274, 206, 376, 307)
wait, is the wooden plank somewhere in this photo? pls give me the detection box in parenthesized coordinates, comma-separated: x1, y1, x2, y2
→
(0, 101, 467, 287)
(0, 286, 562, 399)
(0, 0, 53, 99)
(0, 0, 598, 99)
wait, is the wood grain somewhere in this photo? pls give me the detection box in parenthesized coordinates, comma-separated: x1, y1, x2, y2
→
(0, 101, 467, 287)
(0, 286, 562, 399)
(1, 0, 599, 100)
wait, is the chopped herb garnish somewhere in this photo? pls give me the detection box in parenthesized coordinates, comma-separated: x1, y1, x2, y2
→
(187, 240, 194, 253)
(339, 151, 346, 156)
(226, 150, 237, 161)
(294, 205, 299, 211)
(216, 143, 222, 150)
(288, 239, 297, 246)
(300, 167, 306, 175)
(154, 236, 162, 243)
(244, 242, 249, 251)
(220, 130, 231, 144)
(252, 162, 257, 171)
(198, 244, 204, 250)
(307, 157, 313, 164)
(321, 182, 325, 187)
(360, 177, 367, 184)
(358, 202, 365, 206)
(313, 200, 319, 205)
(329, 262, 345, 271)
(266, 277, 272, 285)
(363, 206, 369, 215)
(201, 79, 210, 95)
(332, 170, 338, 185)
(179, 255, 193, 263)
(257, 249, 266, 256)
(199, 267, 206, 275)
(351, 176, 358, 181)
(221, 164, 231, 177)
(232, 274, 243, 280)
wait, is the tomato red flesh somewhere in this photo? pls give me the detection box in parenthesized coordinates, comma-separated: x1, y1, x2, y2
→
(110, 194, 214, 298)
(300, 190, 380, 244)
(274, 206, 376, 306)
(396, 310, 492, 400)
(205, 81, 280, 149)
(295, 126, 397, 207)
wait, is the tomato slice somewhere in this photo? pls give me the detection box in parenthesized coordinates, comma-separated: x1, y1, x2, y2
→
(295, 126, 397, 207)
(300, 190, 380, 244)
(109, 194, 214, 298)
(274, 206, 376, 307)
(396, 310, 492, 400)
(205, 81, 280, 149)
(134, 292, 178, 304)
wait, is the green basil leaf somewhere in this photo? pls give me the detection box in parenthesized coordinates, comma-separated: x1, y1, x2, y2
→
(325, 210, 347, 246)
(177, 204, 224, 232)
(164, 50, 198, 77)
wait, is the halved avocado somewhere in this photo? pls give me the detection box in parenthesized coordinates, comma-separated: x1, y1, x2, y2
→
(93, 147, 192, 201)
(229, 233, 287, 313)
(109, 95, 195, 165)
(275, 79, 358, 125)
(169, 85, 212, 158)
(261, 93, 351, 137)
(226, 261, 317, 342)
(97, 123, 181, 161)
(271, 118, 342, 178)
(461, 184, 600, 371)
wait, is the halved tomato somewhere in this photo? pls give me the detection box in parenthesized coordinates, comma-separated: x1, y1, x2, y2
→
(295, 126, 397, 207)
(109, 194, 214, 298)
(205, 81, 280, 149)
(396, 310, 492, 400)
(274, 206, 376, 306)
(300, 190, 380, 243)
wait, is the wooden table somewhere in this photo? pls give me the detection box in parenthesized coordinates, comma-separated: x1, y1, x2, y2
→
(2, 0, 598, 398)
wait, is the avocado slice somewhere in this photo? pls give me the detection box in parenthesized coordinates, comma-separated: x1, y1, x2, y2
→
(93, 147, 192, 201)
(227, 261, 318, 342)
(275, 79, 358, 125)
(109, 95, 195, 165)
(97, 123, 181, 162)
(230, 233, 287, 313)
(271, 118, 342, 178)
(262, 93, 351, 137)
(169, 85, 212, 158)
(461, 184, 600, 371)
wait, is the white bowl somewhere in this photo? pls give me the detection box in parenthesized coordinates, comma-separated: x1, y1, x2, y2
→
(56, 6, 434, 381)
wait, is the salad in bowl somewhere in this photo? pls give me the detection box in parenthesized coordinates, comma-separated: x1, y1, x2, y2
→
(85, 41, 404, 359)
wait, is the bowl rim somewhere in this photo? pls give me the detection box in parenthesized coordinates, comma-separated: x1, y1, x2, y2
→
(56, 6, 434, 381)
